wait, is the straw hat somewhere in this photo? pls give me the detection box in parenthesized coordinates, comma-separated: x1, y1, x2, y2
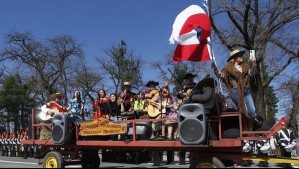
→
(227, 49, 246, 62)
(50, 92, 66, 99)
(123, 82, 131, 86)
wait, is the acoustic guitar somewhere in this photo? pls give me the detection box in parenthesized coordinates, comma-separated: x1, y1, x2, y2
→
(39, 105, 60, 121)
(147, 103, 165, 118)
(146, 78, 176, 117)
(147, 101, 177, 118)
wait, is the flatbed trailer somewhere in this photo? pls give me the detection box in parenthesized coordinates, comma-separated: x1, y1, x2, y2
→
(21, 106, 299, 168)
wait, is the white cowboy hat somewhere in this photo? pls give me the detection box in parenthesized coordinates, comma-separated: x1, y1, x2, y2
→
(123, 82, 131, 86)
(50, 92, 66, 99)
(227, 49, 246, 62)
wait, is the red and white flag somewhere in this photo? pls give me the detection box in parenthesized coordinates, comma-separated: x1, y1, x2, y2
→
(169, 1, 211, 62)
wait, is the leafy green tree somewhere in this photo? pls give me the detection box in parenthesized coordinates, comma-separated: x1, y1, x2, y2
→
(0, 74, 35, 133)
(264, 86, 278, 123)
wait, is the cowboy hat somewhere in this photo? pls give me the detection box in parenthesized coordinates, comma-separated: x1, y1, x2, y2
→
(123, 82, 131, 86)
(50, 92, 66, 99)
(197, 75, 217, 89)
(146, 81, 159, 88)
(227, 49, 246, 62)
(183, 73, 197, 79)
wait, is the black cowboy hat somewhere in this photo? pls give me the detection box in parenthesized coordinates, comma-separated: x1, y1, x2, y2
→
(183, 73, 197, 79)
(146, 80, 159, 87)
(227, 49, 246, 62)
(197, 75, 217, 89)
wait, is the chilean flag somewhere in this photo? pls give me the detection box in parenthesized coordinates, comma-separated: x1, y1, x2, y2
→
(169, 1, 211, 62)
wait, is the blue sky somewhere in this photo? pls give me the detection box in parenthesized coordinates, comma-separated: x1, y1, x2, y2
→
(0, 0, 210, 82)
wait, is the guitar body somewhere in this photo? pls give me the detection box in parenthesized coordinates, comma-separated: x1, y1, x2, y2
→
(39, 106, 60, 121)
(147, 104, 161, 118)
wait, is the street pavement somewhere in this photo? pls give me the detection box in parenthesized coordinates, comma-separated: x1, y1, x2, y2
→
(0, 154, 299, 168)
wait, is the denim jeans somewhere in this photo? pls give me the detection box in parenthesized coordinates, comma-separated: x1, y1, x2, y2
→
(231, 88, 256, 118)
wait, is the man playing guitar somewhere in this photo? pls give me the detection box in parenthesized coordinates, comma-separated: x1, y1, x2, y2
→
(39, 93, 67, 121)
(177, 73, 197, 105)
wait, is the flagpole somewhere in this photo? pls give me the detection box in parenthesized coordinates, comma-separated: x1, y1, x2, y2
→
(206, 0, 224, 94)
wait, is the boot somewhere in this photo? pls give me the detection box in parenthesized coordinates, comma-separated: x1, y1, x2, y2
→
(242, 115, 249, 131)
(247, 118, 255, 131)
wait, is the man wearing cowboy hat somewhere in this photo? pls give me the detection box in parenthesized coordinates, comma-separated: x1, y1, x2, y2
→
(177, 73, 197, 104)
(144, 80, 159, 100)
(186, 74, 217, 115)
(48, 92, 68, 112)
(118, 82, 136, 112)
(212, 49, 257, 131)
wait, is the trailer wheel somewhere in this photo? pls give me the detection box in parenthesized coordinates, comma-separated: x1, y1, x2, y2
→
(190, 156, 225, 168)
(81, 151, 100, 168)
(43, 151, 65, 168)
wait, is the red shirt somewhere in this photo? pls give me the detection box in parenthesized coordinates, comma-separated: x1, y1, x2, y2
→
(48, 101, 67, 112)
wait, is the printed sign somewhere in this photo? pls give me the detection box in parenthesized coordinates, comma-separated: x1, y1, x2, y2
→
(80, 118, 127, 136)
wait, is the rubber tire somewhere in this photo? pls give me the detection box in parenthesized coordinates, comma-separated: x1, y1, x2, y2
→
(81, 151, 100, 168)
(190, 156, 225, 168)
(43, 151, 65, 168)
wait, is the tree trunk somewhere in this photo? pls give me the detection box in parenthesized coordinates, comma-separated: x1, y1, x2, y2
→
(253, 79, 266, 120)
(252, 63, 267, 120)
(289, 83, 299, 138)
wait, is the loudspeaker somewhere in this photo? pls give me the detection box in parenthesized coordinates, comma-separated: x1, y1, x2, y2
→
(127, 122, 152, 140)
(52, 114, 72, 144)
(178, 103, 206, 145)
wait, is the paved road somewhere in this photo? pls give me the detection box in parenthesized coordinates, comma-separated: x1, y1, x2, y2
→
(0, 156, 189, 168)
(1, 155, 298, 168)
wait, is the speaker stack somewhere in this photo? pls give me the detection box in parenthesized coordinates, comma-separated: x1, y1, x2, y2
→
(52, 114, 72, 144)
(178, 103, 206, 145)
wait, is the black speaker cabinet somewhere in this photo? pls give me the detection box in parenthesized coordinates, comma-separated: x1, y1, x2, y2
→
(127, 122, 152, 140)
(178, 103, 206, 145)
(52, 114, 72, 144)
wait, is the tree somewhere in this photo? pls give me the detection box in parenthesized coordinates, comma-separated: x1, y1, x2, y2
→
(96, 40, 143, 94)
(278, 77, 299, 137)
(0, 74, 35, 133)
(0, 31, 85, 105)
(210, 0, 299, 120)
(264, 86, 278, 123)
(70, 63, 103, 108)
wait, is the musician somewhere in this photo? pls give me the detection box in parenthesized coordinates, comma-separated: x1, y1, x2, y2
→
(144, 81, 159, 100)
(108, 93, 124, 121)
(132, 92, 147, 118)
(39, 93, 66, 140)
(0, 133, 3, 156)
(93, 89, 110, 120)
(67, 90, 85, 121)
(22, 131, 29, 159)
(256, 138, 270, 167)
(118, 82, 136, 112)
(187, 75, 217, 115)
(276, 121, 296, 168)
(47, 92, 67, 112)
(176, 73, 197, 165)
(3, 133, 8, 156)
(177, 73, 197, 104)
(151, 86, 178, 165)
